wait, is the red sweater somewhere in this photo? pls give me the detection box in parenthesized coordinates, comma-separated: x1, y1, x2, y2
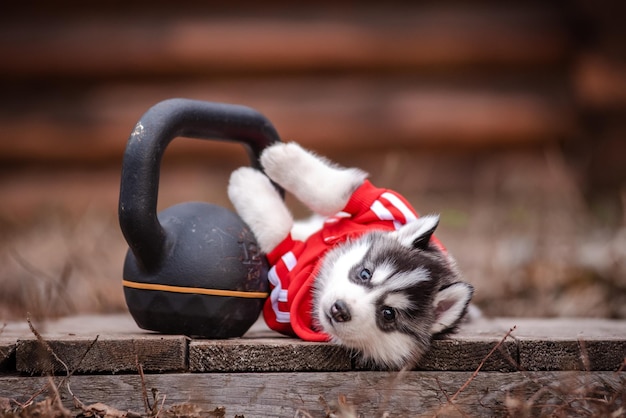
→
(263, 180, 443, 341)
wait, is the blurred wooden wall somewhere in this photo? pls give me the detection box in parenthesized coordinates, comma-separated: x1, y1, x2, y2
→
(567, 0, 626, 210)
(0, 0, 624, 187)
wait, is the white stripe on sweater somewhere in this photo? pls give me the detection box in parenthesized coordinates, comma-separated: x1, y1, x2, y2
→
(381, 192, 417, 223)
(268, 266, 290, 323)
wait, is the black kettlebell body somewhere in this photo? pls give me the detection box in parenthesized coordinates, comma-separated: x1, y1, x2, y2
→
(119, 99, 282, 338)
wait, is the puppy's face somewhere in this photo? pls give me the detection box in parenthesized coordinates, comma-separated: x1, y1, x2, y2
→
(312, 216, 473, 369)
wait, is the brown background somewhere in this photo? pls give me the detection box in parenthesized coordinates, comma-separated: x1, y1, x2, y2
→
(1, 0, 625, 321)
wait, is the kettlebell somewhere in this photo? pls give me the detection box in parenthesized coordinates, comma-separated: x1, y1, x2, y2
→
(119, 98, 282, 338)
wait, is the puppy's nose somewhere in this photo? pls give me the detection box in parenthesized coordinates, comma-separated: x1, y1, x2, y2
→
(330, 300, 351, 322)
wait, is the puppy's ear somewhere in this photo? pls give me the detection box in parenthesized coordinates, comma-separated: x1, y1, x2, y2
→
(430, 282, 474, 334)
(394, 214, 439, 250)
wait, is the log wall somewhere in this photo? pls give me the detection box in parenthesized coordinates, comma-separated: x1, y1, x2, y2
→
(2, 0, 615, 165)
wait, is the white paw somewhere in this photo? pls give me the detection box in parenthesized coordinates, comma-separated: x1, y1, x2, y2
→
(228, 167, 268, 208)
(227, 167, 293, 252)
(260, 142, 312, 184)
(260, 142, 368, 215)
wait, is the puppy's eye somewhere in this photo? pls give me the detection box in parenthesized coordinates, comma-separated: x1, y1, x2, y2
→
(381, 306, 396, 322)
(358, 268, 372, 282)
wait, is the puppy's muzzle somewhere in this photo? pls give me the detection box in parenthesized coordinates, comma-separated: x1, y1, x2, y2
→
(330, 300, 351, 322)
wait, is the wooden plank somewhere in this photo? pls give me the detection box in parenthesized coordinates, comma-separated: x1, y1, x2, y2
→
(0, 343, 14, 372)
(419, 337, 517, 372)
(0, 371, 624, 417)
(518, 340, 626, 371)
(0, 80, 576, 163)
(493, 318, 626, 371)
(16, 335, 188, 375)
(0, 316, 524, 374)
(9, 315, 187, 374)
(4, 315, 626, 375)
(0, 7, 570, 78)
(192, 317, 514, 373)
(189, 339, 352, 372)
(1, 321, 28, 372)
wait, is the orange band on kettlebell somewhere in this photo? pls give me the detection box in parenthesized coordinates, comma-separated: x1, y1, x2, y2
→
(122, 279, 269, 299)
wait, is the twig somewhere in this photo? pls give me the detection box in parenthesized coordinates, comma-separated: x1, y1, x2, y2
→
(151, 388, 160, 416)
(26, 313, 101, 414)
(12, 380, 54, 410)
(318, 395, 331, 417)
(434, 378, 469, 418)
(450, 325, 517, 403)
(435, 378, 451, 404)
(47, 375, 72, 417)
(61, 334, 99, 407)
(154, 393, 166, 418)
(27, 313, 71, 376)
(294, 409, 315, 418)
(136, 355, 151, 415)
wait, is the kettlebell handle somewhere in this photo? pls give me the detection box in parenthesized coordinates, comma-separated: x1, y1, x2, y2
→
(119, 98, 282, 273)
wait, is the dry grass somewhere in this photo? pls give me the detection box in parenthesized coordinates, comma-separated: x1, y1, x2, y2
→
(0, 210, 128, 322)
(1, 149, 624, 322)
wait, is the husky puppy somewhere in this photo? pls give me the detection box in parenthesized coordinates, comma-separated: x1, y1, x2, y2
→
(228, 142, 473, 369)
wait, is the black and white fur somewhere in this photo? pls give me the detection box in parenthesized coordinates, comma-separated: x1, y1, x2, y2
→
(228, 142, 473, 369)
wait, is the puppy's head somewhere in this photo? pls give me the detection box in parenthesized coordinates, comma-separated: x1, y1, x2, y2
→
(313, 215, 473, 369)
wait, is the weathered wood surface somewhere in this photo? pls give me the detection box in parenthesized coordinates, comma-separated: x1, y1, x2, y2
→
(2, 314, 625, 374)
(500, 318, 626, 372)
(0, 371, 624, 417)
(16, 336, 188, 375)
(2, 315, 625, 416)
(189, 338, 353, 373)
(0, 343, 13, 373)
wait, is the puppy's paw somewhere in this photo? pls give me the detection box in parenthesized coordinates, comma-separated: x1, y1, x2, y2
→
(260, 142, 368, 215)
(228, 167, 268, 208)
(260, 142, 313, 184)
(227, 167, 293, 252)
